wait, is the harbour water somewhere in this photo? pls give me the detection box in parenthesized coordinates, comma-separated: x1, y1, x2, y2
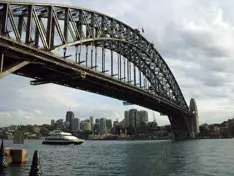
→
(1, 139, 234, 176)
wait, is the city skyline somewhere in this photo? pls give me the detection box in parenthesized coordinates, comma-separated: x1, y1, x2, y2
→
(1, 0, 234, 126)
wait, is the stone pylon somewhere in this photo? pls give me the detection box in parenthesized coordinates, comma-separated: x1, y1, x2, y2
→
(0, 140, 8, 170)
(29, 150, 42, 176)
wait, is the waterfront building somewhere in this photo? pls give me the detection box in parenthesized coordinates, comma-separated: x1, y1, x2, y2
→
(66, 111, 75, 130)
(136, 111, 142, 127)
(81, 121, 91, 131)
(113, 120, 119, 127)
(56, 119, 64, 129)
(71, 118, 80, 131)
(124, 109, 148, 129)
(51, 120, 55, 127)
(100, 118, 107, 134)
(90, 116, 94, 130)
(124, 111, 130, 128)
(129, 109, 138, 128)
(93, 118, 101, 133)
(106, 119, 112, 132)
(138, 110, 148, 126)
(77, 118, 80, 131)
(122, 119, 126, 128)
(95, 118, 100, 125)
(65, 121, 70, 129)
(93, 123, 100, 133)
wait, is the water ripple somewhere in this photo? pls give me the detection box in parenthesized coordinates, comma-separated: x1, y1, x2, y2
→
(2, 139, 234, 176)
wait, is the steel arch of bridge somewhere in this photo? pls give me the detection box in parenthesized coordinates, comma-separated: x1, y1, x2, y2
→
(0, 2, 190, 116)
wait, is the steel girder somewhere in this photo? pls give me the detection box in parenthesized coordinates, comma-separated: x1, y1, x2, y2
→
(0, 2, 189, 111)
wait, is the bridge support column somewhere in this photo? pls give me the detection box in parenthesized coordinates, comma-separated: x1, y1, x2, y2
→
(185, 116, 195, 138)
(0, 54, 4, 73)
(0, 60, 29, 79)
(169, 114, 191, 139)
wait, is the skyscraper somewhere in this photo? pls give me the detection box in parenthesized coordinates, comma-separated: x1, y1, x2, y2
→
(95, 118, 100, 125)
(106, 119, 112, 132)
(113, 120, 119, 127)
(100, 118, 106, 134)
(77, 118, 80, 131)
(124, 109, 148, 128)
(136, 111, 141, 127)
(93, 118, 100, 133)
(71, 118, 80, 131)
(66, 111, 74, 130)
(139, 110, 148, 125)
(56, 119, 64, 129)
(129, 109, 138, 128)
(90, 116, 94, 130)
(51, 120, 55, 127)
(124, 111, 129, 128)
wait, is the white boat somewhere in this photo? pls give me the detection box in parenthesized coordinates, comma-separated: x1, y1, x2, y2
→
(42, 130, 84, 145)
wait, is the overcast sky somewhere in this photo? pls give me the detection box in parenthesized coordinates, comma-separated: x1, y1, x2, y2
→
(1, 0, 234, 126)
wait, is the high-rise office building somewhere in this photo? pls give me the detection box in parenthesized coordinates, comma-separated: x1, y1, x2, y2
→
(138, 110, 148, 126)
(71, 118, 80, 131)
(136, 111, 142, 127)
(100, 118, 106, 134)
(113, 120, 119, 127)
(95, 118, 100, 125)
(106, 119, 112, 132)
(93, 118, 100, 133)
(124, 111, 129, 128)
(122, 119, 126, 127)
(124, 109, 148, 128)
(77, 118, 80, 131)
(129, 109, 138, 128)
(56, 119, 64, 129)
(90, 116, 94, 130)
(66, 111, 74, 130)
(51, 120, 55, 127)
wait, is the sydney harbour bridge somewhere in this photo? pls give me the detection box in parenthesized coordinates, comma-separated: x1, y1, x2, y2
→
(0, 2, 198, 139)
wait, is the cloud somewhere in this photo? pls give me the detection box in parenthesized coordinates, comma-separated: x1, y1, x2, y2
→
(0, 75, 168, 126)
(0, 109, 52, 126)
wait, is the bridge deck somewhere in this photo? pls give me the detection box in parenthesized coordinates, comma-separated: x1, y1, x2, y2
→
(0, 36, 191, 117)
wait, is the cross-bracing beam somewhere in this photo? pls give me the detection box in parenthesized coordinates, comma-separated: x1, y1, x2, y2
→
(0, 55, 29, 79)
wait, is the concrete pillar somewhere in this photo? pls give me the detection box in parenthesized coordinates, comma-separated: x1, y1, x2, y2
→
(169, 113, 190, 139)
(185, 116, 195, 138)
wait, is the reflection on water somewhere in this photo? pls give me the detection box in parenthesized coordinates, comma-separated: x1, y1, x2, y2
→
(1, 139, 234, 176)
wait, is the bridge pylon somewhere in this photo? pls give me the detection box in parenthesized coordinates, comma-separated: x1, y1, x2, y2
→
(189, 98, 199, 136)
(168, 98, 199, 139)
(169, 113, 191, 139)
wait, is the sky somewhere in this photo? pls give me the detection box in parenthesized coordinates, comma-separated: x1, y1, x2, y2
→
(1, 0, 234, 126)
